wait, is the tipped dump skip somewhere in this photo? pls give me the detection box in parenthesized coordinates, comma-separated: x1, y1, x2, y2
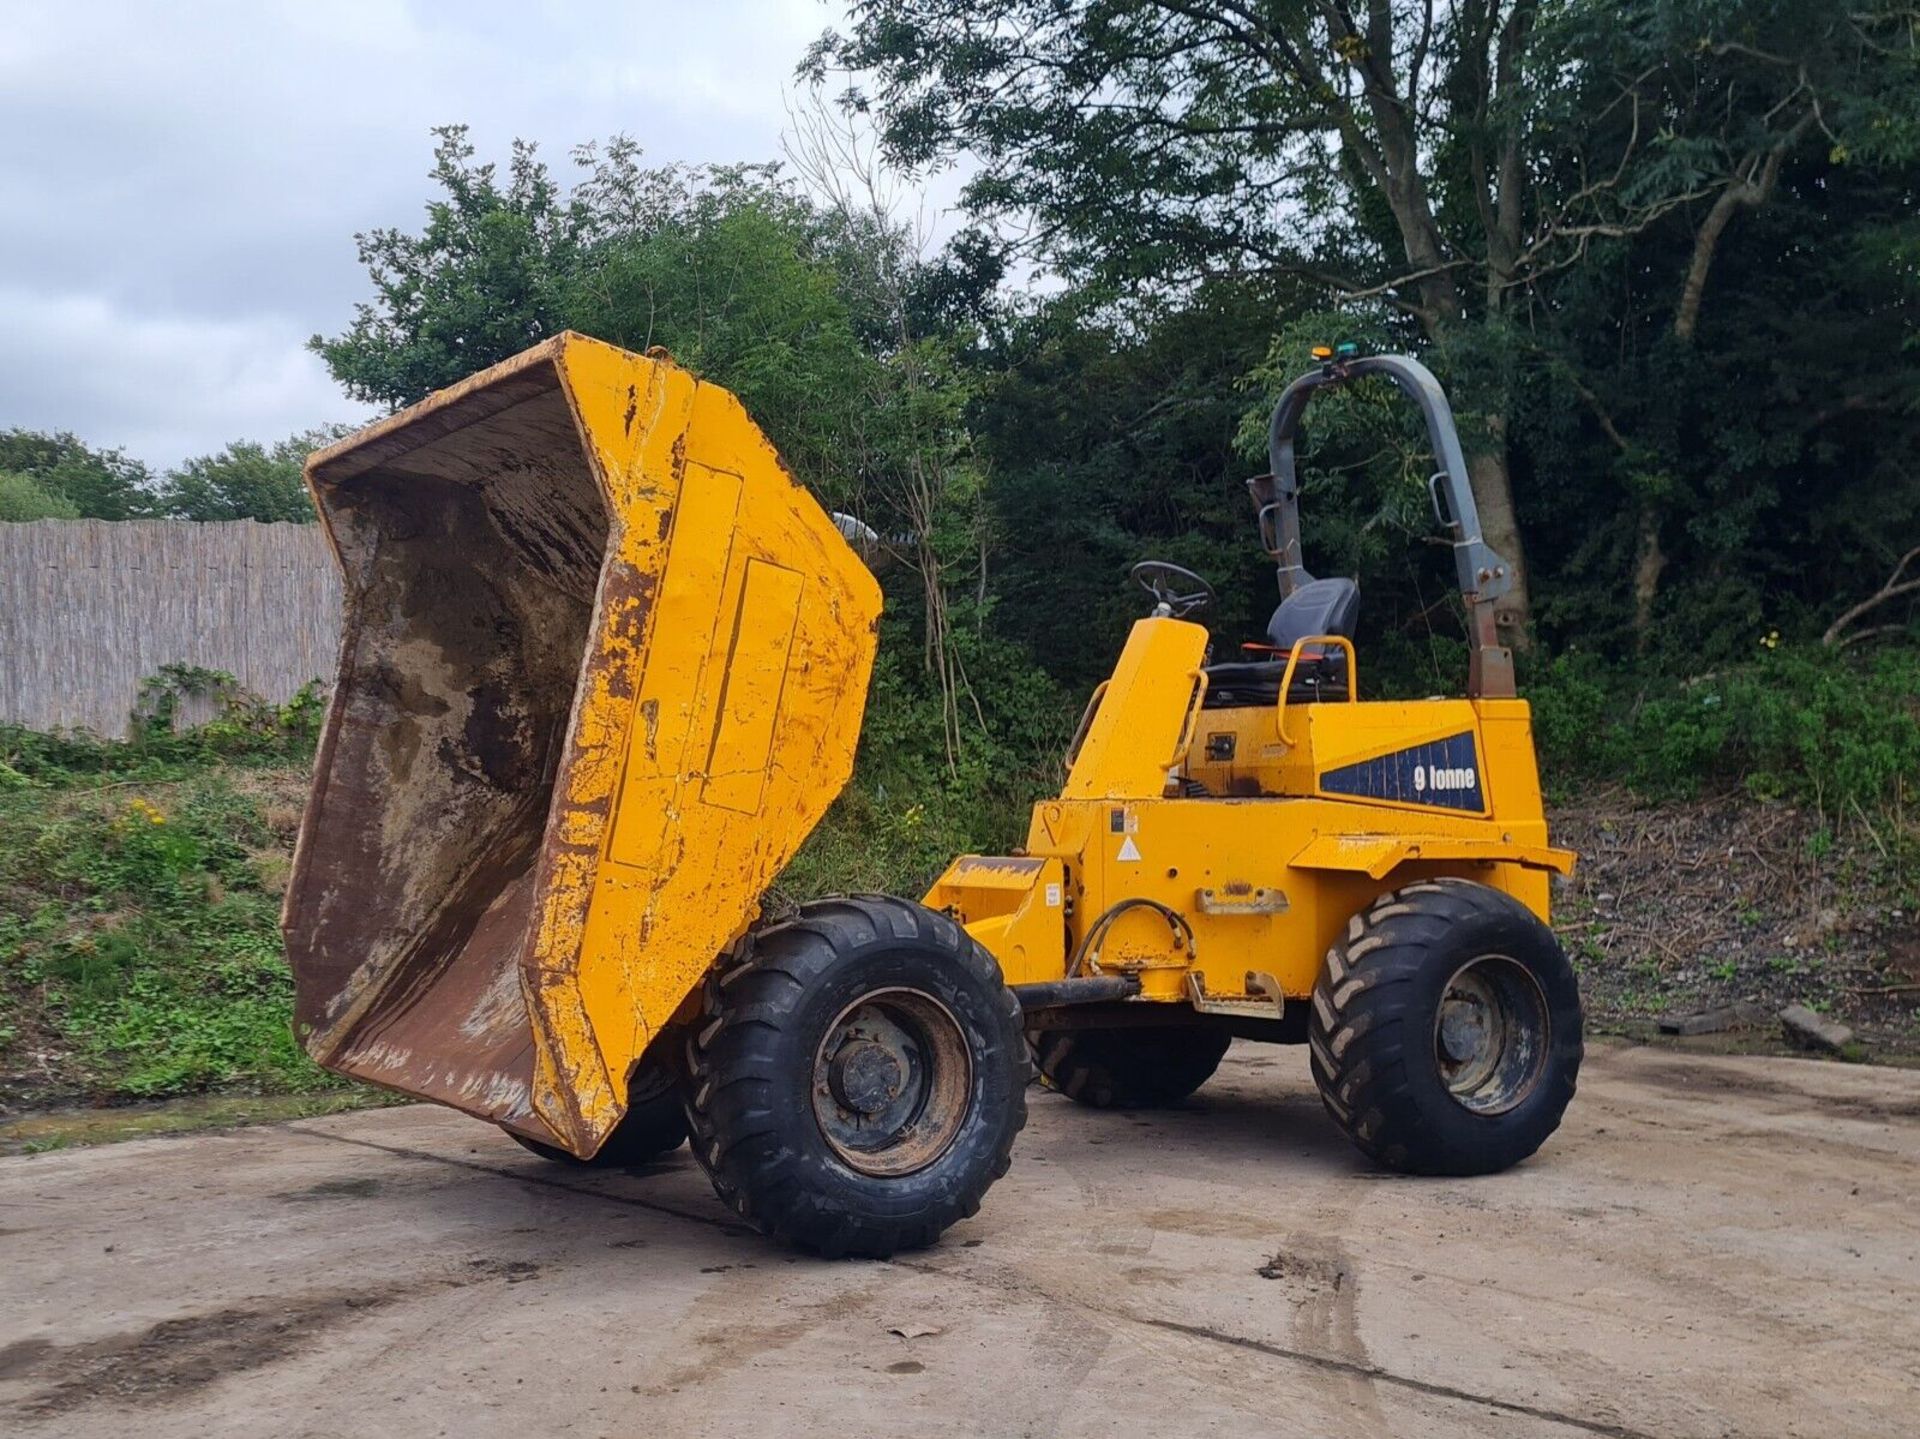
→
(283, 335, 882, 1155)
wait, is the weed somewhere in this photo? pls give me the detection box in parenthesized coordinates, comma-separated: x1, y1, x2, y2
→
(0, 666, 323, 785)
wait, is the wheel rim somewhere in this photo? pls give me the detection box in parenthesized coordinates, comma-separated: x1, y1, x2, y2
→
(1433, 955, 1550, 1115)
(811, 987, 972, 1177)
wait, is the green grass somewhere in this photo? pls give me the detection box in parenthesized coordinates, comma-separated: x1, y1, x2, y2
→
(0, 672, 342, 1103)
(0, 762, 344, 1099)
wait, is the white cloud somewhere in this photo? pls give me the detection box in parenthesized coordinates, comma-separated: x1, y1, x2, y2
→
(0, 0, 854, 469)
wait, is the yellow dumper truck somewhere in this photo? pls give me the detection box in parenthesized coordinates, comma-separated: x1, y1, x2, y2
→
(285, 333, 1581, 1257)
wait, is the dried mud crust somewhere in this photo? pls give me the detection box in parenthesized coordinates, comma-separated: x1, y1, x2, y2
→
(1551, 788, 1919, 1051)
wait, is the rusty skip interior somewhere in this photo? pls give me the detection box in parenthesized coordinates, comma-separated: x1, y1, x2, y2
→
(284, 356, 608, 1129)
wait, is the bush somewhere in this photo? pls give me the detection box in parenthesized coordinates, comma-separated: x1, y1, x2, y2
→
(1529, 644, 1920, 813)
(0, 666, 324, 785)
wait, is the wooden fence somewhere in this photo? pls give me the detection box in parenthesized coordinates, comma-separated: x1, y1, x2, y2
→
(0, 519, 342, 737)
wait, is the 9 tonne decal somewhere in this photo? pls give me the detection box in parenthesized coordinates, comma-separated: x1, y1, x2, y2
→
(1318, 732, 1485, 813)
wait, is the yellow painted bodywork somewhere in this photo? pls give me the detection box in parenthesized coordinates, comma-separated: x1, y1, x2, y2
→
(285, 333, 881, 1156)
(925, 617, 1574, 1010)
(1061, 618, 1210, 799)
(524, 341, 883, 1152)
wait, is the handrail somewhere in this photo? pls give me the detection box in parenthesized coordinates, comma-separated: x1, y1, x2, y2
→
(1275, 634, 1357, 747)
(1168, 669, 1210, 767)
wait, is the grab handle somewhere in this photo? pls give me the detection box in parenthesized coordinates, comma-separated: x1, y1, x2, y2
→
(1275, 635, 1357, 746)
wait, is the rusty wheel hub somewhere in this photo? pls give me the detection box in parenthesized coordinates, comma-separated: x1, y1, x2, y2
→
(812, 988, 971, 1177)
(1434, 955, 1550, 1116)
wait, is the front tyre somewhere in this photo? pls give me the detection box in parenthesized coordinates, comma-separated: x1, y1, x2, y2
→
(1310, 878, 1582, 1176)
(685, 896, 1028, 1258)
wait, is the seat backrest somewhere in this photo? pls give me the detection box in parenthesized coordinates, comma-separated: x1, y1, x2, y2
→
(1266, 576, 1359, 649)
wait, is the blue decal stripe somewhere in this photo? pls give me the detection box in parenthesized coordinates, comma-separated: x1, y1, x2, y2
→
(1319, 732, 1484, 812)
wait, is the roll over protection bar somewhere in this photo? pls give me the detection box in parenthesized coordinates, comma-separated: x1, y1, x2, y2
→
(1247, 352, 1516, 699)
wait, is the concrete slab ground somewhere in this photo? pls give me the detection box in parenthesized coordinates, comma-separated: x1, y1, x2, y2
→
(3, 1040, 1916, 1438)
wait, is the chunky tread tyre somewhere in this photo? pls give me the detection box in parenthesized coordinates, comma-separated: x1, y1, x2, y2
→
(507, 1064, 689, 1167)
(1030, 1026, 1230, 1108)
(1309, 877, 1582, 1176)
(684, 895, 1028, 1258)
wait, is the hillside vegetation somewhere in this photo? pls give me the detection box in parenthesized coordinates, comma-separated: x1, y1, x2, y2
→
(0, 678, 334, 1106)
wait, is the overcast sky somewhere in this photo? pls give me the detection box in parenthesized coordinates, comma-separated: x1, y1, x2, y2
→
(0, 0, 871, 471)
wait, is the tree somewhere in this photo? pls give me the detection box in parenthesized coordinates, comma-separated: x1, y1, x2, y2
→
(312, 129, 870, 495)
(0, 430, 154, 519)
(966, 279, 1299, 689)
(314, 126, 1060, 781)
(0, 471, 80, 521)
(1521, 2, 1920, 646)
(813, 0, 1915, 646)
(155, 427, 346, 523)
(313, 125, 586, 407)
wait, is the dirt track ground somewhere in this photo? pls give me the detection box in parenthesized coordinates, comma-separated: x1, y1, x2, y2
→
(3, 1040, 1917, 1438)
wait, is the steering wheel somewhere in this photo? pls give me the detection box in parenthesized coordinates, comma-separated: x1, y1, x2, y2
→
(1130, 560, 1215, 618)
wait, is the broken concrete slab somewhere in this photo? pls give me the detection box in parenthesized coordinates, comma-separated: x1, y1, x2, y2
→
(1780, 1004, 1854, 1054)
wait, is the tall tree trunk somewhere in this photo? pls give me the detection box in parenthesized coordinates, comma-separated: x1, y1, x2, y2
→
(1467, 416, 1531, 650)
(1331, 1, 1536, 645)
(1629, 133, 1800, 647)
(1564, 367, 1664, 650)
(1631, 507, 1666, 649)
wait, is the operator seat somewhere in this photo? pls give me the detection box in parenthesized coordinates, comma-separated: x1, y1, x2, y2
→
(1202, 577, 1358, 708)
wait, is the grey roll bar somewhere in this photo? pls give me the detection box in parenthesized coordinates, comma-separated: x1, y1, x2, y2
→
(1247, 352, 1516, 699)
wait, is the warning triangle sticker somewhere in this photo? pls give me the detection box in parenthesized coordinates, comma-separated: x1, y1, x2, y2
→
(1116, 836, 1142, 862)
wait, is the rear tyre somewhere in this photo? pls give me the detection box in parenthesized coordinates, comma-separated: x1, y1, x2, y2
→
(684, 895, 1028, 1258)
(507, 1061, 688, 1167)
(1310, 877, 1582, 1176)
(1029, 1026, 1230, 1108)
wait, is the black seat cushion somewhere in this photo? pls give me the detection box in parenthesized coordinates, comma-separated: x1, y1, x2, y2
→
(1267, 576, 1359, 649)
(1201, 655, 1347, 708)
(1201, 577, 1358, 709)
